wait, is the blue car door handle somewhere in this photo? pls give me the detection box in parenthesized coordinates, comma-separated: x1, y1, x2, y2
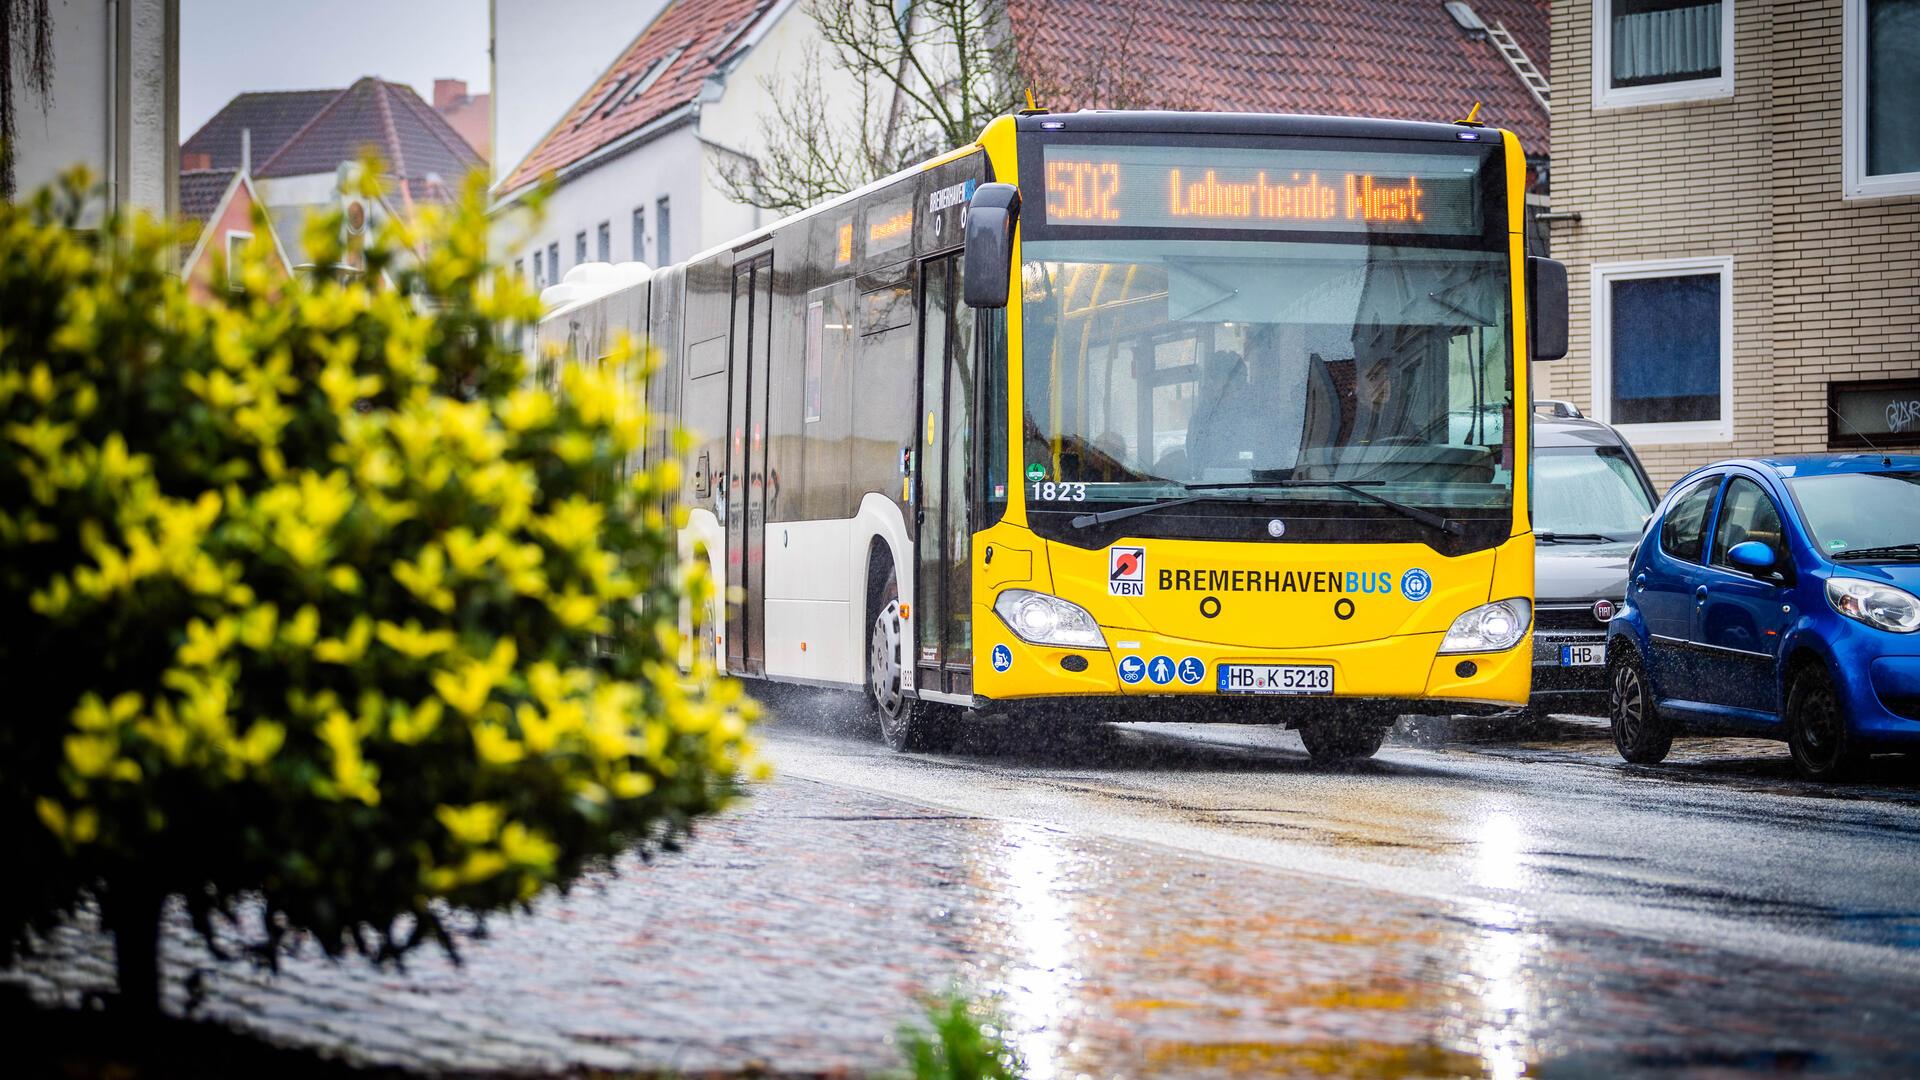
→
(1635, 573, 1647, 592)
(1695, 585, 1709, 603)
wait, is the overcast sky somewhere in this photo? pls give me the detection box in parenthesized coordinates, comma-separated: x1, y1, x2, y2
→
(180, 0, 490, 135)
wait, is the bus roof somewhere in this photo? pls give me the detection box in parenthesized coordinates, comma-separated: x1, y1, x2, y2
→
(1015, 109, 1506, 145)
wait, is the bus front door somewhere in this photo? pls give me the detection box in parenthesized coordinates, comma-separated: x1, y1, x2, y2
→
(726, 252, 772, 677)
(914, 252, 975, 697)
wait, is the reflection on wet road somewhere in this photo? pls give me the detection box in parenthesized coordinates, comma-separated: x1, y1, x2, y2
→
(767, 694, 1920, 1076)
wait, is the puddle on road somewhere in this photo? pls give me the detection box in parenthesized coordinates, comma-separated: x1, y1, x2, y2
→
(966, 817, 1554, 1079)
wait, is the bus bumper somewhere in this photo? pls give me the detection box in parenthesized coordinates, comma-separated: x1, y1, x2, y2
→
(973, 622, 1531, 716)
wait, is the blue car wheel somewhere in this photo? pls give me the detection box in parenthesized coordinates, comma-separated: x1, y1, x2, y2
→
(1785, 661, 1862, 782)
(1609, 642, 1673, 764)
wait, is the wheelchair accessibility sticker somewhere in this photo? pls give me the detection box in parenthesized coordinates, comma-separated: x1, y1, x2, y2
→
(990, 644, 1013, 672)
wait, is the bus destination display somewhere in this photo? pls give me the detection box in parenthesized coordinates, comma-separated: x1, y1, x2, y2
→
(1041, 144, 1483, 236)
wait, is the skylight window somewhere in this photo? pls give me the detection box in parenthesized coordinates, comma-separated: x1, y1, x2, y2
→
(576, 74, 631, 128)
(610, 46, 686, 115)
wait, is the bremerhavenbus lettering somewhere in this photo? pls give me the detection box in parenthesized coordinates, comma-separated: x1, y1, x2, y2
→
(1157, 568, 1396, 594)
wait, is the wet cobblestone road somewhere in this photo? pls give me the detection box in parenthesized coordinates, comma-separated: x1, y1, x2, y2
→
(10, 714, 1920, 1078)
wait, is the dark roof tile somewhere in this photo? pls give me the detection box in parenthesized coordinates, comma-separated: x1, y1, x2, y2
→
(182, 90, 339, 171)
(179, 168, 238, 224)
(256, 78, 484, 193)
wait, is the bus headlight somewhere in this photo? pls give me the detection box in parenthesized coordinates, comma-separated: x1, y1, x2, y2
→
(1827, 578, 1920, 633)
(1439, 598, 1532, 654)
(993, 589, 1107, 650)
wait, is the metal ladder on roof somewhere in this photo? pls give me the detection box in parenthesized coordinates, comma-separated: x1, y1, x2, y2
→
(1488, 22, 1551, 114)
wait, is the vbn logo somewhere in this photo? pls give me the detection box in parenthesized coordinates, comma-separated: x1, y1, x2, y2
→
(1109, 546, 1145, 596)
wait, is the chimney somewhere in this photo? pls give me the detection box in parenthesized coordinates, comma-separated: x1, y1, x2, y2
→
(241, 128, 252, 175)
(182, 151, 212, 170)
(434, 79, 467, 110)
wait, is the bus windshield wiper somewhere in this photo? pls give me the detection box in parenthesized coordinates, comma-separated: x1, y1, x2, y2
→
(1831, 542, 1920, 562)
(1188, 479, 1464, 536)
(1067, 490, 1266, 530)
(1537, 531, 1612, 544)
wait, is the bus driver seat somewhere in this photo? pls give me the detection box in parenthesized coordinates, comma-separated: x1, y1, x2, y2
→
(1188, 350, 1263, 480)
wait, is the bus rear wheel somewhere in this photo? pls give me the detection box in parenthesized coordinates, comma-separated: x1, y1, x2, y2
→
(1296, 718, 1390, 763)
(868, 569, 959, 753)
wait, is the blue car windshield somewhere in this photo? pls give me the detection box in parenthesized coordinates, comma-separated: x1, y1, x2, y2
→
(1785, 471, 1920, 559)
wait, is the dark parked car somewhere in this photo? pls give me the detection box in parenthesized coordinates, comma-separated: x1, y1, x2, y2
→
(1607, 454, 1920, 780)
(1527, 402, 1657, 716)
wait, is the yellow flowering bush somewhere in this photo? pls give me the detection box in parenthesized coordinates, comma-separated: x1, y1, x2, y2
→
(0, 168, 756, 1011)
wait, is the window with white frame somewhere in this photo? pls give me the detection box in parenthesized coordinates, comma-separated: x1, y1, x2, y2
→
(225, 231, 252, 291)
(1845, 0, 1920, 198)
(1592, 257, 1734, 443)
(1592, 0, 1734, 108)
(597, 221, 611, 262)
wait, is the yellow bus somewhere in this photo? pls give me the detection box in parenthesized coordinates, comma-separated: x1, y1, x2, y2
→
(539, 109, 1568, 760)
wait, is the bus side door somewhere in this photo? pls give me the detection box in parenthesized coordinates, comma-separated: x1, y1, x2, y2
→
(915, 251, 975, 696)
(726, 251, 773, 676)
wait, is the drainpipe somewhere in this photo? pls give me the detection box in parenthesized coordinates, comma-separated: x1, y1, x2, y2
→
(106, 0, 120, 210)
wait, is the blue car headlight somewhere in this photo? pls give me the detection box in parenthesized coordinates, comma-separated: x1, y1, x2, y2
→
(1826, 578, 1920, 633)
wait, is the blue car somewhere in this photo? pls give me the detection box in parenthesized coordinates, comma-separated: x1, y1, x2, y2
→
(1606, 454, 1920, 780)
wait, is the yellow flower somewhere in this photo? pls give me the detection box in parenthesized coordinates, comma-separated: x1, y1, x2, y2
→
(389, 696, 443, 744)
(313, 616, 373, 664)
(234, 720, 285, 766)
(393, 545, 454, 613)
(177, 617, 236, 667)
(435, 802, 504, 845)
(499, 822, 558, 869)
(281, 605, 321, 648)
(375, 619, 456, 660)
(471, 722, 525, 765)
(64, 734, 118, 778)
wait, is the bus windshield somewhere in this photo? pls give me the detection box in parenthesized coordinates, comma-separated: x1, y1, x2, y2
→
(1020, 238, 1514, 529)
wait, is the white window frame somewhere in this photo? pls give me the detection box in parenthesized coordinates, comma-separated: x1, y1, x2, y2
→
(1591, 256, 1735, 444)
(1592, 0, 1736, 109)
(225, 231, 253, 291)
(1844, 0, 1920, 199)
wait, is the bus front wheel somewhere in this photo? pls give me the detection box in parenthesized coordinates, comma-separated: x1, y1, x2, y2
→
(1296, 717, 1390, 763)
(868, 570, 959, 753)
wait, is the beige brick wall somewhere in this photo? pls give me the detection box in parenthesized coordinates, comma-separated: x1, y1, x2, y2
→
(1543, 0, 1920, 492)
(1771, 0, 1920, 455)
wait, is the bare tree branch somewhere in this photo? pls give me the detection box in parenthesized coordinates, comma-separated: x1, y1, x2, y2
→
(715, 0, 1019, 213)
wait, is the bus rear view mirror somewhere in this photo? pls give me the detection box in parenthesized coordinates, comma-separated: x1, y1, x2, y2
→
(1527, 256, 1568, 361)
(963, 183, 1021, 309)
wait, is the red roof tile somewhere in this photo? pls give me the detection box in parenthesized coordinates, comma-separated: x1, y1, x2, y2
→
(501, 0, 776, 193)
(1012, 0, 1551, 156)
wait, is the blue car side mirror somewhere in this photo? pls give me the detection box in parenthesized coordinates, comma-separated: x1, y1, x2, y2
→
(1727, 540, 1776, 570)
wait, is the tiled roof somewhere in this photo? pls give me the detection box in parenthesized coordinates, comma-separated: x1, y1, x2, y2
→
(182, 89, 339, 171)
(501, 0, 775, 193)
(256, 77, 485, 192)
(1011, 0, 1552, 156)
(179, 168, 239, 224)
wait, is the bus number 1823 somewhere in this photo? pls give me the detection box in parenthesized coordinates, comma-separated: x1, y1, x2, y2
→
(1032, 482, 1087, 502)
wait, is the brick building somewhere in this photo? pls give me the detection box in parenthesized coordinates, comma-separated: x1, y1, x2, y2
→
(1541, 0, 1920, 488)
